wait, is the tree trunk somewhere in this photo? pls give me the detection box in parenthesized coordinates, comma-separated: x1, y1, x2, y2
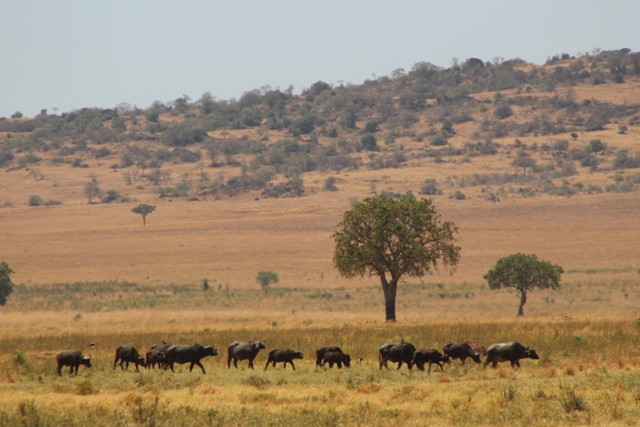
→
(381, 277, 398, 322)
(518, 289, 527, 316)
(142, 215, 147, 226)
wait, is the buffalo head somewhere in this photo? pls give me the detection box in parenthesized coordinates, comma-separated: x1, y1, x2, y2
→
(526, 348, 539, 360)
(81, 356, 92, 368)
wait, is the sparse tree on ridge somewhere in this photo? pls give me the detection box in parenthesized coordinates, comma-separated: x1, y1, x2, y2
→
(484, 253, 563, 316)
(256, 271, 279, 295)
(333, 194, 460, 322)
(84, 178, 102, 204)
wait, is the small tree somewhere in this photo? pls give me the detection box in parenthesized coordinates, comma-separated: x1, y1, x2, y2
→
(484, 253, 563, 316)
(131, 204, 156, 226)
(256, 271, 279, 295)
(0, 261, 15, 306)
(84, 179, 102, 204)
(333, 194, 460, 321)
(512, 154, 536, 176)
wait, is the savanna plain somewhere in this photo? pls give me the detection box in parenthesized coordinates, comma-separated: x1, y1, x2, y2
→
(2, 52, 640, 426)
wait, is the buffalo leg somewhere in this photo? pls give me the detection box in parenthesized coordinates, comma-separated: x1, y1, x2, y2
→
(290, 361, 295, 370)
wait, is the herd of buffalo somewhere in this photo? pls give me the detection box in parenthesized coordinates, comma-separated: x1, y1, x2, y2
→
(56, 339, 539, 376)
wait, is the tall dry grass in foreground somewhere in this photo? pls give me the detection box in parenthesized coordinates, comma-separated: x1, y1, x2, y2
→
(1, 314, 640, 426)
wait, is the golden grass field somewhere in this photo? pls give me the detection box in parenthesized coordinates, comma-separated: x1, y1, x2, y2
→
(1, 75, 640, 425)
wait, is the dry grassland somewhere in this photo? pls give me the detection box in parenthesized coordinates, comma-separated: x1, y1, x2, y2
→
(1, 77, 640, 425)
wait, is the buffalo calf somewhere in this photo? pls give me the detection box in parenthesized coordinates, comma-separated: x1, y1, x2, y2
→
(113, 345, 146, 372)
(264, 348, 303, 370)
(146, 342, 170, 370)
(321, 351, 351, 369)
(412, 349, 450, 373)
(443, 341, 482, 365)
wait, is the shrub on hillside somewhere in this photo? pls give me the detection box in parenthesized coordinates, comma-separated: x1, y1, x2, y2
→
(420, 179, 442, 195)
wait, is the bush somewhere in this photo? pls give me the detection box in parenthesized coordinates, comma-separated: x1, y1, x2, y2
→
(494, 104, 513, 119)
(28, 195, 44, 206)
(429, 134, 448, 146)
(162, 123, 207, 146)
(0, 149, 14, 167)
(156, 183, 191, 198)
(420, 179, 441, 195)
(360, 134, 378, 151)
(587, 139, 606, 153)
(450, 191, 466, 200)
(364, 120, 379, 133)
(324, 176, 338, 191)
(613, 150, 640, 169)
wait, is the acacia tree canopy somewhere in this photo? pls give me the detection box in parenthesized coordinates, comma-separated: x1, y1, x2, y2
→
(333, 194, 460, 321)
(484, 252, 563, 316)
(131, 204, 156, 226)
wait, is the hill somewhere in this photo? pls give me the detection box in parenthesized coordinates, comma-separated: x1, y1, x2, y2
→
(0, 49, 639, 317)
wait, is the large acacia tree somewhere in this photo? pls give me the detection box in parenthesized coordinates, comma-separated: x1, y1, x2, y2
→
(333, 194, 460, 321)
(484, 253, 563, 316)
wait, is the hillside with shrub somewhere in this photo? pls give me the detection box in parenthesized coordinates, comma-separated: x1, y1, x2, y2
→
(1, 48, 640, 206)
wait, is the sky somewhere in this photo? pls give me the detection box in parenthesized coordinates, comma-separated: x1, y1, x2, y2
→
(1, 0, 639, 118)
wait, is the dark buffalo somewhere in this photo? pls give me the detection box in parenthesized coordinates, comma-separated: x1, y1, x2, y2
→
(56, 350, 91, 376)
(164, 344, 218, 373)
(412, 349, 450, 373)
(227, 340, 266, 369)
(113, 345, 146, 372)
(379, 340, 416, 370)
(315, 346, 343, 367)
(264, 348, 303, 370)
(443, 341, 482, 365)
(145, 342, 170, 370)
(484, 341, 539, 369)
(321, 351, 351, 369)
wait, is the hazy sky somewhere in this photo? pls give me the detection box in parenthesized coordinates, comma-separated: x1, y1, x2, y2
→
(2, 1, 639, 118)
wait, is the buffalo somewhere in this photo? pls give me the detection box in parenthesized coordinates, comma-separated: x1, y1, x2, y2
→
(164, 344, 218, 373)
(315, 346, 343, 367)
(484, 341, 539, 369)
(227, 340, 266, 369)
(264, 348, 303, 370)
(379, 339, 416, 370)
(145, 342, 170, 370)
(321, 351, 351, 369)
(412, 349, 450, 373)
(113, 345, 146, 372)
(443, 341, 482, 365)
(56, 350, 91, 376)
